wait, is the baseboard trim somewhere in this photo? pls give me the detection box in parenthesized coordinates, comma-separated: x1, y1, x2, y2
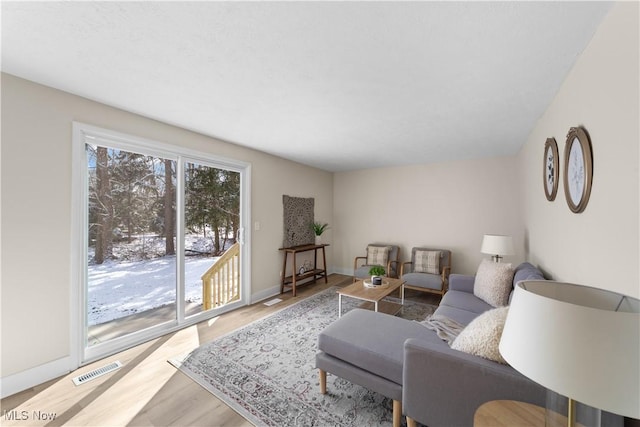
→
(1, 356, 73, 399)
(331, 267, 353, 276)
(250, 270, 352, 304)
(250, 285, 281, 304)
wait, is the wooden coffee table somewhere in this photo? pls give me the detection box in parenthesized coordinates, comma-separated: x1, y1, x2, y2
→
(337, 277, 405, 318)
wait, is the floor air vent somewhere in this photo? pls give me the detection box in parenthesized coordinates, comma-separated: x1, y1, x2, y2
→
(72, 361, 123, 386)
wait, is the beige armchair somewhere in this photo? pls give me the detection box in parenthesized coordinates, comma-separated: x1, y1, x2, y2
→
(353, 244, 400, 282)
(400, 247, 451, 296)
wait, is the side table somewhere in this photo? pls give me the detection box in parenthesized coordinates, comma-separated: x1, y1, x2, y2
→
(279, 243, 329, 297)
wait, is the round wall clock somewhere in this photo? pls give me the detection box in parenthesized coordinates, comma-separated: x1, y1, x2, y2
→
(563, 127, 593, 213)
(543, 137, 559, 201)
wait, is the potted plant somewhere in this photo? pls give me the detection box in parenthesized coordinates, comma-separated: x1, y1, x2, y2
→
(369, 265, 385, 286)
(311, 221, 330, 245)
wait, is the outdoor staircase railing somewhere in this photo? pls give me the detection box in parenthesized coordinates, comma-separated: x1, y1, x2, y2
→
(201, 242, 240, 310)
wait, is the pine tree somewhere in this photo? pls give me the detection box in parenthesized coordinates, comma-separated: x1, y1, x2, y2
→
(110, 151, 156, 244)
(185, 165, 240, 255)
(164, 159, 175, 255)
(94, 146, 113, 264)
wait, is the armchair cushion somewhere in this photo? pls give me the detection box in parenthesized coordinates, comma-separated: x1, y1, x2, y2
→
(402, 272, 443, 291)
(354, 265, 373, 279)
(366, 245, 390, 267)
(413, 250, 441, 274)
(473, 259, 515, 307)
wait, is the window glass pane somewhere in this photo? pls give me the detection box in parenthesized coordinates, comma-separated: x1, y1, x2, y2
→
(86, 144, 176, 345)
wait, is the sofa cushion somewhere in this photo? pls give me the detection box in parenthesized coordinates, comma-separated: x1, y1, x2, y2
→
(473, 260, 515, 307)
(447, 274, 476, 293)
(414, 250, 440, 274)
(440, 290, 494, 315)
(366, 245, 390, 267)
(318, 309, 441, 385)
(451, 306, 510, 364)
(433, 305, 483, 327)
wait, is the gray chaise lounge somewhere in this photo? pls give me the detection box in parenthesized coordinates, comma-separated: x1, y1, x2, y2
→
(316, 262, 547, 427)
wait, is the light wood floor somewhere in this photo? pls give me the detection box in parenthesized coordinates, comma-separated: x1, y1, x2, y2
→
(1, 274, 440, 426)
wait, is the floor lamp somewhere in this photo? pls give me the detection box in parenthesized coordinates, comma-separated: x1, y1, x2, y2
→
(500, 280, 639, 426)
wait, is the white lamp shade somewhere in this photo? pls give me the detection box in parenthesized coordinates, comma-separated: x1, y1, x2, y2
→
(500, 281, 640, 419)
(480, 234, 514, 256)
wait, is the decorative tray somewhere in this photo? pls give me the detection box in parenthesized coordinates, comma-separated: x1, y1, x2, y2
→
(363, 279, 390, 288)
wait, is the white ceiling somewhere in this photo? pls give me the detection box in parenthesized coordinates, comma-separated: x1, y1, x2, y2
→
(1, 1, 611, 172)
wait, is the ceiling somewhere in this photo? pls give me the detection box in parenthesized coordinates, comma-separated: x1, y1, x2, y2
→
(1, 2, 611, 172)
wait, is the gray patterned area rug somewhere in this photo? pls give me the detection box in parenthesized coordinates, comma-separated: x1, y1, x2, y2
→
(170, 286, 436, 426)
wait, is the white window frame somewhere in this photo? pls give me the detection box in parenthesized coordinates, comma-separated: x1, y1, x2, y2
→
(71, 122, 251, 366)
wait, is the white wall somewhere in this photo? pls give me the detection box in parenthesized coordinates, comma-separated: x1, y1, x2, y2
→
(518, 2, 639, 298)
(333, 156, 522, 276)
(0, 74, 333, 380)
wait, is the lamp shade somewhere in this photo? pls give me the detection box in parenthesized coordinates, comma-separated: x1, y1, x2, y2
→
(480, 234, 514, 256)
(500, 280, 640, 419)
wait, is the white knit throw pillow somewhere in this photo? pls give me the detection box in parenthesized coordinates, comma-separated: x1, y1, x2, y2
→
(473, 259, 515, 307)
(451, 306, 510, 364)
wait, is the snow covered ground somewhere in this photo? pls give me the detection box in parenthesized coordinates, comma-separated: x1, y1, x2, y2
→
(87, 233, 225, 325)
(88, 255, 218, 325)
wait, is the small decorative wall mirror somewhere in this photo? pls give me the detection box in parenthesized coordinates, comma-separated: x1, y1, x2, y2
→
(563, 127, 593, 213)
(543, 137, 559, 201)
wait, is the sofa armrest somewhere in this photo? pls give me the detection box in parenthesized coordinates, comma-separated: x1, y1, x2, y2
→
(448, 274, 475, 293)
(402, 338, 545, 427)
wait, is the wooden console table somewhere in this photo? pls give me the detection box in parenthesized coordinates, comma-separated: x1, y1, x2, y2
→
(279, 243, 329, 297)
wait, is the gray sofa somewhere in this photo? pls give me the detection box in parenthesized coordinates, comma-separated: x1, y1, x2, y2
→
(316, 262, 547, 427)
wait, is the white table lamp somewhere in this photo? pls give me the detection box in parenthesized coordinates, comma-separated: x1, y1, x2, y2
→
(480, 234, 513, 262)
(500, 280, 640, 426)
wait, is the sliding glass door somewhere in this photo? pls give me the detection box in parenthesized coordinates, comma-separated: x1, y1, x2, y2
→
(74, 123, 250, 364)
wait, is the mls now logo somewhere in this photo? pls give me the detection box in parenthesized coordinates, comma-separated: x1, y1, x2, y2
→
(3, 410, 57, 421)
(2, 410, 29, 420)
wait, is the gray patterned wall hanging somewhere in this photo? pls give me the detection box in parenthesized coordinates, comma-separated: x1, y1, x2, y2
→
(282, 195, 314, 248)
